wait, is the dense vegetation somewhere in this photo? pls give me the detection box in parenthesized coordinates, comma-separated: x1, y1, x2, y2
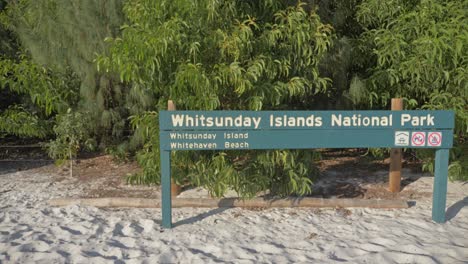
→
(0, 0, 466, 197)
(355, 0, 467, 179)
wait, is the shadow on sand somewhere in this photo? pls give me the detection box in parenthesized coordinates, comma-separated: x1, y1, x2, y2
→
(0, 160, 53, 176)
(446, 196, 468, 221)
(173, 207, 230, 228)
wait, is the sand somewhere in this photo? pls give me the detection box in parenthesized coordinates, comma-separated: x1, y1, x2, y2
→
(0, 165, 467, 263)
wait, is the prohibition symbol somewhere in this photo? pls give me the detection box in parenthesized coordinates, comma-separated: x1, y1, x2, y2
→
(428, 132, 442, 147)
(411, 132, 426, 146)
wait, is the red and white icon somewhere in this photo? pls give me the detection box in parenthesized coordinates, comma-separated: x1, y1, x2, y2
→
(427, 132, 442, 147)
(411, 132, 426, 146)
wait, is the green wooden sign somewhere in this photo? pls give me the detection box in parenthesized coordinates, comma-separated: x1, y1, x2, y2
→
(159, 110, 454, 228)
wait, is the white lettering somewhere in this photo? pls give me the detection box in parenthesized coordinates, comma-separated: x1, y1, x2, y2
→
(171, 114, 185, 127)
(401, 114, 411, 126)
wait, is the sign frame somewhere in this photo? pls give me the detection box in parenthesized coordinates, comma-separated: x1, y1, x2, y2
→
(159, 110, 454, 228)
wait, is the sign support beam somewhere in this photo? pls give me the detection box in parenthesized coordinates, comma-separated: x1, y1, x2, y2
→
(432, 148, 449, 223)
(159, 109, 454, 228)
(161, 150, 172, 229)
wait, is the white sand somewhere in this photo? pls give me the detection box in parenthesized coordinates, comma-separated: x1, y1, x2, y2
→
(0, 167, 467, 263)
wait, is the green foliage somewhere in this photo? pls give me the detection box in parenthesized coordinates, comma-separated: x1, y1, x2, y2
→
(420, 142, 468, 181)
(0, 105, 50, 138)
(98, 1, 333, 111)
(1, 0, 465, 196)
(173, 150, 319, 198)
(355, 0, 468, 179)
(101, 0, 334, 197)
(365, 148, 388, 159)
(312, 0, 365, 109)
(245, 150, 320, 197)
(46, 109, 96, 164)
(357, 0, 467, 105)
(0, 56, 79, 115)
(2, 0, 127, 142)
(0, 1, 17, 58)
(0, 53, 79, 140)
(447, 143, 468, 181)
(105, 142, 131, 163)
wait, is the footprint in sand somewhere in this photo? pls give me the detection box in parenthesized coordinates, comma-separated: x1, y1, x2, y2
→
(113, 221, 144, 237)
(8, 227, 33, 241)
(253, 242, 285, 255)
(138, 219, 156, 233)
(59, 225, 86, 236)
(368, 237, 398, 247)
(18, 240, 51, 252)
(107, 237, 137, 249)
(358, 242, 387, 253)
(123, 249, 144, 259)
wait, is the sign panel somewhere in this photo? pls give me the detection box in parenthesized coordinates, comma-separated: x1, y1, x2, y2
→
(159, 110, 454, 150)
(160, 110, 454, 130)
(160, 129, 453, 150)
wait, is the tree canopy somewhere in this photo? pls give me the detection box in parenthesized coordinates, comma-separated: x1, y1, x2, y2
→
(355, 0, 467, 178)
(0, 0, 466, 195)
(97, 0, 335, 197)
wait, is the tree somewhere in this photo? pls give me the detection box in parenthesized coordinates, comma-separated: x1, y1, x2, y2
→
(0, 1, 79, 138)
(2, 0, 127, 144)
(309, 0, 365, 110)
(0, 57, 79, 138)
(355, 0, 468, 179)
(98, 0, 334, 197)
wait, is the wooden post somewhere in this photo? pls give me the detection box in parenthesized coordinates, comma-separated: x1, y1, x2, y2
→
(168, 100, 182, 198)
(389, 98, 403, 192)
